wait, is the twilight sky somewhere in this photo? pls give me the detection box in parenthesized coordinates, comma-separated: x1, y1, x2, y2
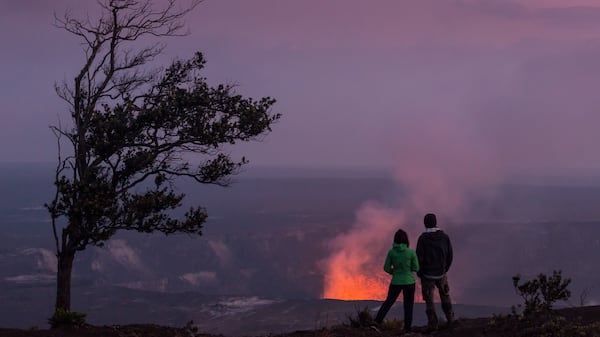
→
(2, 0, 600, 177)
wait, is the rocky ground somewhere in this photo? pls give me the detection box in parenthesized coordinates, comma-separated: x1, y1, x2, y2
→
(0, 306, 598, 337)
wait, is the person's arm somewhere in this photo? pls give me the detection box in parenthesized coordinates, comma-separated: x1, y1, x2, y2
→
(416, 237, 424, 277)
(446, 236, 453, 272)
(411, 250, 420, 273)
(383, 251, 393, 274)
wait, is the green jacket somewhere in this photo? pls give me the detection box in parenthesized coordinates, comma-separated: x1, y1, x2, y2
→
(383, 243, 419, 285)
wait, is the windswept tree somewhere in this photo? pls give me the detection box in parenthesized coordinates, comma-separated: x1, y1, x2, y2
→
(47, 0, 279, 314)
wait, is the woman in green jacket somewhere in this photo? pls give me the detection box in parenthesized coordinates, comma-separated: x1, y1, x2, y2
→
(374, 228, 420, 332)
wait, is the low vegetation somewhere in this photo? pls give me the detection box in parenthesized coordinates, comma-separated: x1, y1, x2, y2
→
(47, 309, 86, 329)
(488, 270, 600, 337)
(347, 307, 404, 330)
(2, 271, 599, 336)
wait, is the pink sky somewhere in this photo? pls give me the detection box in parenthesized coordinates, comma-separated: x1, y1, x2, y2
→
(3, 1, 599, 306)
(2, 0, 600, 179)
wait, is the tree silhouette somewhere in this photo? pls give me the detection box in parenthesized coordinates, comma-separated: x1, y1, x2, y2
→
(47, 0, 279, 314)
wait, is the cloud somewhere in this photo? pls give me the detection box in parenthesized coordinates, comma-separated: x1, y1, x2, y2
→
(457, 0, 600, 26)
(21, 248, 57, 273)
(587, 299, 599, 306)
(186, 0, 600, 52)
(208, 240, 232, 266)
(91, 259, 103, 272)
(117, 278, 169, 292)
(105, 239, 144, 271)
(4, 0, 600, 170)
(467, 40, 600, 175)
(537, 7, 600, 26)
(216, 297, 278, 315)
(179, 271, 218, 286)
(4, 274, 55, 285)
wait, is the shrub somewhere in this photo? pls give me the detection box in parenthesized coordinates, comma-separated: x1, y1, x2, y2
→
(489, 271, 600, 337)
(512, 270, 571, 317)
(380, 318, 404, 330)
(48, 308, 86, 328)
(347, 307, 376, 328)
(347, 307, 404, 331)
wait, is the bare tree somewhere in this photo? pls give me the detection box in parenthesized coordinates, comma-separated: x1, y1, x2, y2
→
(47, 0, 279, 316)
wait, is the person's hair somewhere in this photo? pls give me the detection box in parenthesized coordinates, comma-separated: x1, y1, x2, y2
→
(424, 213, 437, 228)
(393, 229, 409, 247)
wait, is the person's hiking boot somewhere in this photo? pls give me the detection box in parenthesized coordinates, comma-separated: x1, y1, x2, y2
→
(369, 324, 381, 334)
(425, 323, 438, 333)
(444, 317, 460, 329)
(443, 306, 454, 325)
(425, 314, 439, 333)
(369, 320, 382, 333)
(426, 308, 439, 330)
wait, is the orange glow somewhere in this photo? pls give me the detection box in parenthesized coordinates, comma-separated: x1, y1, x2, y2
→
(323, 269, 388, 300)
(320, 203, 432, 303)
(323, 267, 425, 302)
(322, 248, 424, 302)
(321, 243, 387, 300)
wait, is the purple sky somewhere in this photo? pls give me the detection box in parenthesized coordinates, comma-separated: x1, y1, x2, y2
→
(2, 0, 600, 178)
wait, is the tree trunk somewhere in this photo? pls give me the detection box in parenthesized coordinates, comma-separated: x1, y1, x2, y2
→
(55, 250, 75, 312)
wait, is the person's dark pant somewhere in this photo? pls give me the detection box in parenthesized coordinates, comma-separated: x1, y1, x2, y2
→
(374, 283, 415, 331)
(421, 274, 454, 329)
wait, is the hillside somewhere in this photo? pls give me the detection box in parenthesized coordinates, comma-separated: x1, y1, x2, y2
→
(1, 305, 598, 337)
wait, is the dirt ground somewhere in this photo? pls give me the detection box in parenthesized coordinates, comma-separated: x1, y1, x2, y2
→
(1, 306, 599, 337)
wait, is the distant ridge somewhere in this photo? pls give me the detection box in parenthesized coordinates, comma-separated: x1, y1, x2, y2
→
(0, 284, 508, 335)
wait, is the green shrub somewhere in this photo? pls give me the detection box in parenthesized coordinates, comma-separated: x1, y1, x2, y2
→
(512, 270, 571, 317)
(347, 307, 376, 328)
(48, 308, 86, 328)
(489, 271, 600, 337)
(380, 318, 404, 330)
(347, 307, 404, 331)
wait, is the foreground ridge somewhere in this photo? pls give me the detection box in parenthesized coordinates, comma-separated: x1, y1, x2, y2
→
(0, 306, 599, 337)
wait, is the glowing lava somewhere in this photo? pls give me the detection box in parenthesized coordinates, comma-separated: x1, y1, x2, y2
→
(322, 253, 388, 300)
(323, 259, 424, 302)
(321, 203, 427, 302)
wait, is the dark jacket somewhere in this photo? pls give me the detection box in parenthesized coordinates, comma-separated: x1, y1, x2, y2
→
(416, 229, 453, 278)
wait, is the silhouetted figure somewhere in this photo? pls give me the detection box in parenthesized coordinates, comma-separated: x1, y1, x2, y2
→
(374, 229, 419, 332)
(416, 213, 454, 331)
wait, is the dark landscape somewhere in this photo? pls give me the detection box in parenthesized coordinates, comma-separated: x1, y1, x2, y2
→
(0, 305, 599, 337)
(4, 1, 600, 336)
(1, 163, 600, 336)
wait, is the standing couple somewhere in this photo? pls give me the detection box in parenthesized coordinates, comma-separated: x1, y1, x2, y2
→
(374, 213, 454, 333)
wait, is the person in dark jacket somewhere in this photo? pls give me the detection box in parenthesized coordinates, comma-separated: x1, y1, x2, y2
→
(416, 213, 454, 331)
(374, 228, 419, 332)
